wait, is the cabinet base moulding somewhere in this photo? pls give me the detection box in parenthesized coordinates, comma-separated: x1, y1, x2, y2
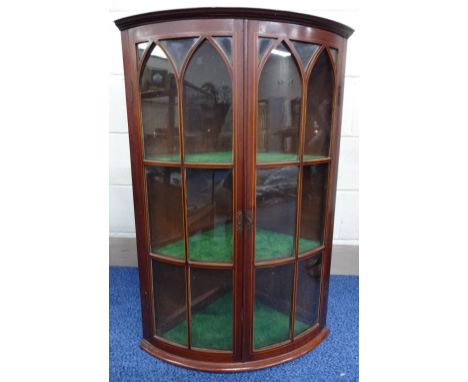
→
(140, 327, 329, 372)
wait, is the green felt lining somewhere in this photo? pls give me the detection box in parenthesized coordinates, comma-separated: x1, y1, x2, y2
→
(161, 292, 310, 350)
(145, 150, 329, 165)
(255, 228, 320, 261)
(257, 152, 297, 163)
(303, 154, 328, 161)
(156, 224, 233, 262)
(155, 224, 320, 262)
(254, 299, 310, 349)
(185, 151, 232, 163)
(145, 151, 233, 164)
(145, 151, 327, 164)
(145, 153, 180, 162)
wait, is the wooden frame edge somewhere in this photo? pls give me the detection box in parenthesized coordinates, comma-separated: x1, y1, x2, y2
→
(115, 7, 354, 39)
(140, 327, 329, 372)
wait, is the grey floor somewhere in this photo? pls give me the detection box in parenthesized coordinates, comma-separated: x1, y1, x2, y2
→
(109, 237, 358, 275)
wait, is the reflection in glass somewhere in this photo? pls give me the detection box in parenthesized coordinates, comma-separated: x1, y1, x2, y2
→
(190, 268, 232, 350)
(295, 255, 322, 335)
(146, 167, 184, 258)
(254, 264, 293, 349)
(257, 42, 301, 163)
(255, 167, 298, 261)
(291, 41, 320, 71)
(136, 41, 149, 63)
(160, 38, 198, 73)
(183, 41, 232, 163)
(304, 51, 334, 159)
(140, 44, 180, 161)
(213, 37, 232, 64)
(299, 165, 328, 254)
(186, 169, 233, 263)
(152, 260, 187, 346)
(330, 48, 338, 64)
(258, 37, 275, 62)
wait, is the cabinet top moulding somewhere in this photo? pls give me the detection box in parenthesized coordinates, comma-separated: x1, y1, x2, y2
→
(114, 7, 354, 39)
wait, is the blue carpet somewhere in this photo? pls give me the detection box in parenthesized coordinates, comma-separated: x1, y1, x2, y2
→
(110, 267, 358, 381)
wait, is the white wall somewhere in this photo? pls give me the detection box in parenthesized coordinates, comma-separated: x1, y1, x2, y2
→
(109, 1, 359, 245)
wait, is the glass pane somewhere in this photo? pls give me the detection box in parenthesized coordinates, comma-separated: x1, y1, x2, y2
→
(136, 41, 149, 63)
(255, 167, 298, 261)
(254, 264, 293, 349)
(258, 37, 274, 62)
(257, 42, 301, 163)
(152, 260, 187, 346)
(190, 268, 232, 350)
(213, 36, 232, 64)
(186, 169, 233, 263)
(160, 38, 198, 73)
(330, 48, 338, 64)
(146, 167, 184, 258)
(299, 164, 328, 254)
(183, 41, 233, 163)
(140, 45, 180, 162)
(304, 51, 334, 159)
(295, 254, 322, 335)
(291, 41, 320, 71)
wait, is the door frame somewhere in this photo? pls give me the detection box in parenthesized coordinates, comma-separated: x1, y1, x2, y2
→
(241, 19, 348, 362)
(122, 18, 246, 364)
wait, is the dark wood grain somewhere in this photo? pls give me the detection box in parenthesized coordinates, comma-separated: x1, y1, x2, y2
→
(114, 7, 354, 39)
(120, 30, 154, 340)
(140, 327, 329, 371)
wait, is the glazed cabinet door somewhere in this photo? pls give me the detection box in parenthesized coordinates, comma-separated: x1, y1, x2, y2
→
(242, 20, 346, 361)
(121, 19, 245, 363)
(121, 16, 348, 365)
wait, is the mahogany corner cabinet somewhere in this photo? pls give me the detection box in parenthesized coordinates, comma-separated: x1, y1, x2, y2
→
(115, 7, 353, 372)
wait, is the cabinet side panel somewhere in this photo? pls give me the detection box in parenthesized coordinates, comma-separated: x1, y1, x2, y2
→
(319, 40, 349, 326)
(120, 30, 153, 339)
